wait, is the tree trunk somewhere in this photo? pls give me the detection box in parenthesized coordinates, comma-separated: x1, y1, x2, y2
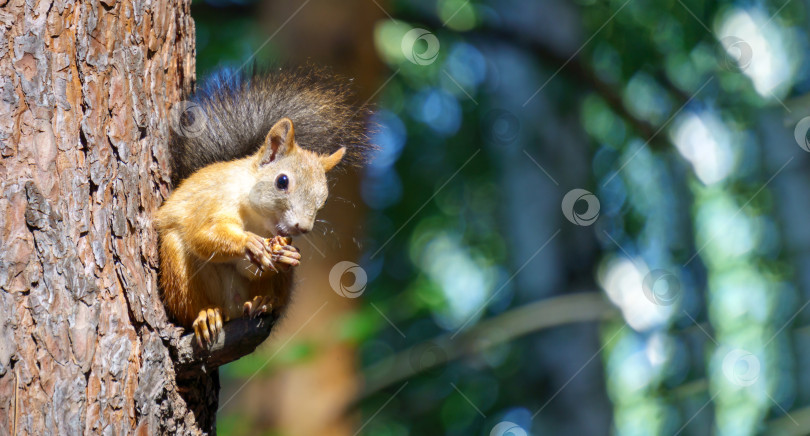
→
(0, 0, 224, 433)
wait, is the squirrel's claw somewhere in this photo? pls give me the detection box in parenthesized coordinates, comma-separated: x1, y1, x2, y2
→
(276, 246, 301, 260)
(245, 232, 273, 271)
(192, 307, 223, 349)
(246, 234, 298, 273)
(269, 242, 301, 269)
(192, 313, 209, 348)
(243, 296, 271, 319)
(209, 308, 223, 342)
(272, 255, 300, 268)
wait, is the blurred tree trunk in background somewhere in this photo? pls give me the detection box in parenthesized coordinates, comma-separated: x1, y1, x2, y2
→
(214, 1, 383, 435)
(0, 0, 209, 433)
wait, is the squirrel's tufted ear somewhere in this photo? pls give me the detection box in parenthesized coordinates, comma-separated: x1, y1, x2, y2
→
(258, 118, 296, 165)
(320, 147, 345, 172)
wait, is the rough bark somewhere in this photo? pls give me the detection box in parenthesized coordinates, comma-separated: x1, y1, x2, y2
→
(0, 0, 226, 433)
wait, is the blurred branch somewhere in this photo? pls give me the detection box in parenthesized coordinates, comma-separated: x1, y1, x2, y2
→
(760, 402, 810, 434)
(666, 379, 810, 434)
(357, 292, 618, 401)
(172, 315, 278, 379)
(651, 69, 694, 108)
(399, 11, 680, 151)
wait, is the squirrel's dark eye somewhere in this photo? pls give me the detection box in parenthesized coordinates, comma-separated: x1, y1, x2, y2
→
(276, 174, 289, 190)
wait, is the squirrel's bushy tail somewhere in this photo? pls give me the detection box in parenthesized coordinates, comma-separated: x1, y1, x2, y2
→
(169, 65, 372, 185)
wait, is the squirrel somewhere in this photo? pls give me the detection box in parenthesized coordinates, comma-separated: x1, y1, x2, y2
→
(155, 66, 371, 347)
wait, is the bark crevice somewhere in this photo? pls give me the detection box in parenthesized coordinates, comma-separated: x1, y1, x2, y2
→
(0, 0, 218, 433)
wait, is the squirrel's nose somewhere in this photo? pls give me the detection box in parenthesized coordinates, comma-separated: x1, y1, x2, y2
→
(294, 223, 310, 234)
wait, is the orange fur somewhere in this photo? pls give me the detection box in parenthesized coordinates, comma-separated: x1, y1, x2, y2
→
(156, 118, 341, 332)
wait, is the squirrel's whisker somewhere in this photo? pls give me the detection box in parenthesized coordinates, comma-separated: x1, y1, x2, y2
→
(331, 196, 357, 207)
(187, 252, 216, 282)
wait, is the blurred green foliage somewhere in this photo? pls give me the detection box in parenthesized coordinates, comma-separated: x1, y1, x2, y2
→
(195, 0, 810, 435)
(193, 0, 277, 78)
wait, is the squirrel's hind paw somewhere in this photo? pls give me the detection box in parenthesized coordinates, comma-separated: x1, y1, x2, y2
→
(243, 295, 272, 319)
(192, 307, 224, 348)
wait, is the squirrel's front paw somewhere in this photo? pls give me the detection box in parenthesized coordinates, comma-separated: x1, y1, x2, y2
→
(244, 232, 274, 272)
(192, 307, 223, 348)
(268, 236, 301, 270)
